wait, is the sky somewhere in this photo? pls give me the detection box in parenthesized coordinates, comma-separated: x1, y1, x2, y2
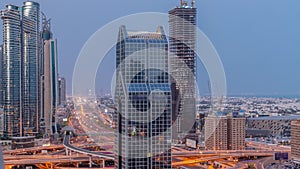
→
(1, 0, 300, 96)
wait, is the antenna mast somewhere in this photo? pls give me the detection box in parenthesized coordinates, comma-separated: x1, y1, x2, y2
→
(41, 12, 51, 32)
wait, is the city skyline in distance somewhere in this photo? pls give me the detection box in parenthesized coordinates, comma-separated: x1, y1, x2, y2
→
(1, 0, 300, 96)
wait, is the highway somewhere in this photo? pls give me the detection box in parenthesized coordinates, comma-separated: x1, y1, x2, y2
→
(72, 99, 114, 145)
(172, 152, 273, 166)
(63, 134, 114, 159)
(247, 140, 291, 152)
(4, 154, 100, 166)
(172, 149, 286, 157)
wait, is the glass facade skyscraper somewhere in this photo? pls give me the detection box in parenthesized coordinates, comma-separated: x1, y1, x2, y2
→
(1, 4, 23, 137)
(1, 1, 40, 137)
(22, 1, 40, 135)
(114, 26, 172, 169)
(169, 1, 197, 141)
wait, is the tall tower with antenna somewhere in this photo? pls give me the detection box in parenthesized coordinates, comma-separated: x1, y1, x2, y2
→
(40, 12, 58, 136)
(169, 0, 197, 142)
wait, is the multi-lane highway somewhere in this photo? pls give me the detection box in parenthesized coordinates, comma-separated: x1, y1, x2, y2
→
(72, 99, 114, 145)
(63, 134, 114, 159)
(4, 154, 101, 166)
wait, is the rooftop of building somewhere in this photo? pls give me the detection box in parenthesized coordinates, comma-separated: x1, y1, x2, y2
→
(119, 26, 167, 41)
(5, 4, 20, 10)
(248, 115, 300, 121)
(127, 31, 164, 40)
(291, 120, 300, 125)
(23, 1, 40, 7)
(206, 112, 228, 118)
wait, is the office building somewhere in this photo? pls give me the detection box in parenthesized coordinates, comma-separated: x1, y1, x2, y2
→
(1, 1, 40, 137)
(291, 120, 300, 166)
(40, 14, 58, 136)
(169, 0, 196, 141)
(114, 26, 172, 169)
(205, 113, 245, 150)
(58, 77, 66, 106)
(205, 114, 228, 150)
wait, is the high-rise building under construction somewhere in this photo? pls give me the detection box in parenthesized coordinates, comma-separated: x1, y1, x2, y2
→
(169, 0, 197, 141)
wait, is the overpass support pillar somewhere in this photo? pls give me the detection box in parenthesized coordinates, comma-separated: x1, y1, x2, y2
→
(65, 148, 68, 156)
(89, 156, 92, 168)
(102, 160, 105, 168)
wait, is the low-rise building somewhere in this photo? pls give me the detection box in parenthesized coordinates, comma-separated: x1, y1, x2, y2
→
(247, 116, 300, 137)
(11, 136, 35, 149)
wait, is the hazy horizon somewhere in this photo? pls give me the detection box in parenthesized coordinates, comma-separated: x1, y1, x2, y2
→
(1, 0, 300, 96)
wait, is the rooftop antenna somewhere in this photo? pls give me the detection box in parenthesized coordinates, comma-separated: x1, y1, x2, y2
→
(191, 0, 195, 8)
(180, 0, 188, 6)
(41, 12, 51, 32)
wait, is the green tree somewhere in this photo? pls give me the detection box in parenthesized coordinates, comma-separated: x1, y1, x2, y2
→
(248, 163, 256, 169)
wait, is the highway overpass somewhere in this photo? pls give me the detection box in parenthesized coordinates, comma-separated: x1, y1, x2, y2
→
(63, 135, 114, 159)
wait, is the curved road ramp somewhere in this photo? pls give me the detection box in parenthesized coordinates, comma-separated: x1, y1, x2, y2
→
(63, 134, 114, 159)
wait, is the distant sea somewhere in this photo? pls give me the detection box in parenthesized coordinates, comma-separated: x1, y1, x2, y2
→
(227, 94, 300, 99)
(199, 93, 300, 99)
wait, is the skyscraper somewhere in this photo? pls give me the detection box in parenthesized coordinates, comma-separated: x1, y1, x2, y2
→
(22, 1, 40, 136)
(1, 1, 40, 137)
(40, 14, 58, 136)
(58, 77, 66, 106)
(169, 0, 197, 141)
(1, 4, 22, 137)
(114, 26, 172, 169)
